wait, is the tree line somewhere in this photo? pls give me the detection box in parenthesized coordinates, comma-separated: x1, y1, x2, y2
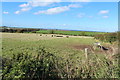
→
(0, 28, 40, 33)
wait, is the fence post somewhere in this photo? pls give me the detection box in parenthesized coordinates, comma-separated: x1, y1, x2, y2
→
(85, 48, 88, 59)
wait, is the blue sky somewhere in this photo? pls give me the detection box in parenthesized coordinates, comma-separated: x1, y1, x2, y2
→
(2, 2, 118, 32)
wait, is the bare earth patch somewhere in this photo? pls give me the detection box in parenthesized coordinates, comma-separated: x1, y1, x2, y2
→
(72, 44, 114, 54)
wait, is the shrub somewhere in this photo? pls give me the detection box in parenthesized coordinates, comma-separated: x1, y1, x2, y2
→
(49, 30, 54, 34)
(2, 48, 60, 80)
(94, 33, 118, 43)
(2, 47, 119, 79)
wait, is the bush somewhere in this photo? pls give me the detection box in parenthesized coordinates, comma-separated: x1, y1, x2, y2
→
(49, 30, 54, 34)
(2, 47, 119, 79)
(2, 48, 60, 80)
(94, 33, 118, 43)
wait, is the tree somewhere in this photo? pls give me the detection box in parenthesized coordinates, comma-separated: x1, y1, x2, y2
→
(49, 30, 54, 34)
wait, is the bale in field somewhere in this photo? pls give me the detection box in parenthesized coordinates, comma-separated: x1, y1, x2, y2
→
(54, 35, 56, 37)
(66, 36, 69, 38)
(51, 35, 54, 37)
(56, 35, 63, 37)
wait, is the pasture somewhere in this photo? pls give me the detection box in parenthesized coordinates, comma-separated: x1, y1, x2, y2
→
(36, 30, 106, 36)
(1, 33, 119, 79)
(2, 33, 94, 57)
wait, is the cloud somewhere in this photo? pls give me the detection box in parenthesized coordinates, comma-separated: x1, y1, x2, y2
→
(19, 0, 61, 8)
(34, 6, 69, 15)
(99, 10, 109, 14)
(16, 0, 82, 14)
(14, 7, 31, 14)
(15, 0, 62, 14)
(21, 7, 31, 11)
(14, 11, 20, 14)
(3, 11, 9, 14)
(68, 4, 81, 8)
(103, 16, 109, 18)
(70, 0, 91, 2)
(19, 3, 29, 7)
(34, 4, 80, 15)
(28, 0, 61, 7)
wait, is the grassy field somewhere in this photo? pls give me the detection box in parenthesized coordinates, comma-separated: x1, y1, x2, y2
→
(1, 33, 119, 79)
(2, 33, 94, 57)
(36, 30, 106, 36)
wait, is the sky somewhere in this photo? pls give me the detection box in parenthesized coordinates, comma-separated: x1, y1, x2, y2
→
(1, 1, 118, 32)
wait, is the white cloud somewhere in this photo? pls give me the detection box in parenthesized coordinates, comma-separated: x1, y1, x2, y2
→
(103, 16, 109, 18)
(68, 4, 81, 8)
(14, 11, 20, 14)
(99, 10, 109, 14)
(21, 7, 31, 11)
(3, 11, 9, 14)
(14, 7, 31, 14)
(34, 6, 69, 15)
(70, 0, 91, 2)
(16, 0, 62, 14)
(19, 0, 61, 8)
(34, 4, 80, 15)
(28, 0, 60, 7)
(16, 0, 82, 14)
(19, 3, 29, 7)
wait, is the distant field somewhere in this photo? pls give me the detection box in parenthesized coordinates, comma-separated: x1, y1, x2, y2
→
(36, 30, 106, 36)
(1, 26, 107, 37)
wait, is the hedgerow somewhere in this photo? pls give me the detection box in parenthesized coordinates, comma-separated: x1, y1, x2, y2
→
(94, 33, 118, 43)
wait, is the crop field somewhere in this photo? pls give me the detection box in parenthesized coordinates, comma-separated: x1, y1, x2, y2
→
(36, 30, 106, 36)
(1, 33, 119, 79)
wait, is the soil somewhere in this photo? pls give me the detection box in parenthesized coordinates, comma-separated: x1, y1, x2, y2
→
(72, 44, 114, 54)
(73, 45, 93, 50)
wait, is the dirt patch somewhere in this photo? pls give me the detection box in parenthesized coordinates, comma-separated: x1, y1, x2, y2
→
(73, 45, 93, 50)
(72, 44, 114, 54)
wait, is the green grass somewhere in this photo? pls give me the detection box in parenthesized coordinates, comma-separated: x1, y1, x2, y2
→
(36, 30, 106, 36)
(2, 33, 119, 79)
(2, 33, 94, 57)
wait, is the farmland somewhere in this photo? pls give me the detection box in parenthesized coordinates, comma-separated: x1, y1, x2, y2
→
(1, 32, 119, 79)
(1, 26, 106, 36)
(36, 30, 106, 36)
(2, 33, 94, 57)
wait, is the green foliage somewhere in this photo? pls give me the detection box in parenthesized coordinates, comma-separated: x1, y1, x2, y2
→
(94, 33, 118, 43)
(2, 47, 119, 79)
(1, 28, 40, 33)
(49, 30, 54, 34)
(2, 48, 60, 80)
(2, 33, 119, 79)
(36, 30, 105, 37)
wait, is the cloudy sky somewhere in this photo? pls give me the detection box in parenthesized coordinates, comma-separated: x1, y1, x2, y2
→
(1, 1, 118, 32)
